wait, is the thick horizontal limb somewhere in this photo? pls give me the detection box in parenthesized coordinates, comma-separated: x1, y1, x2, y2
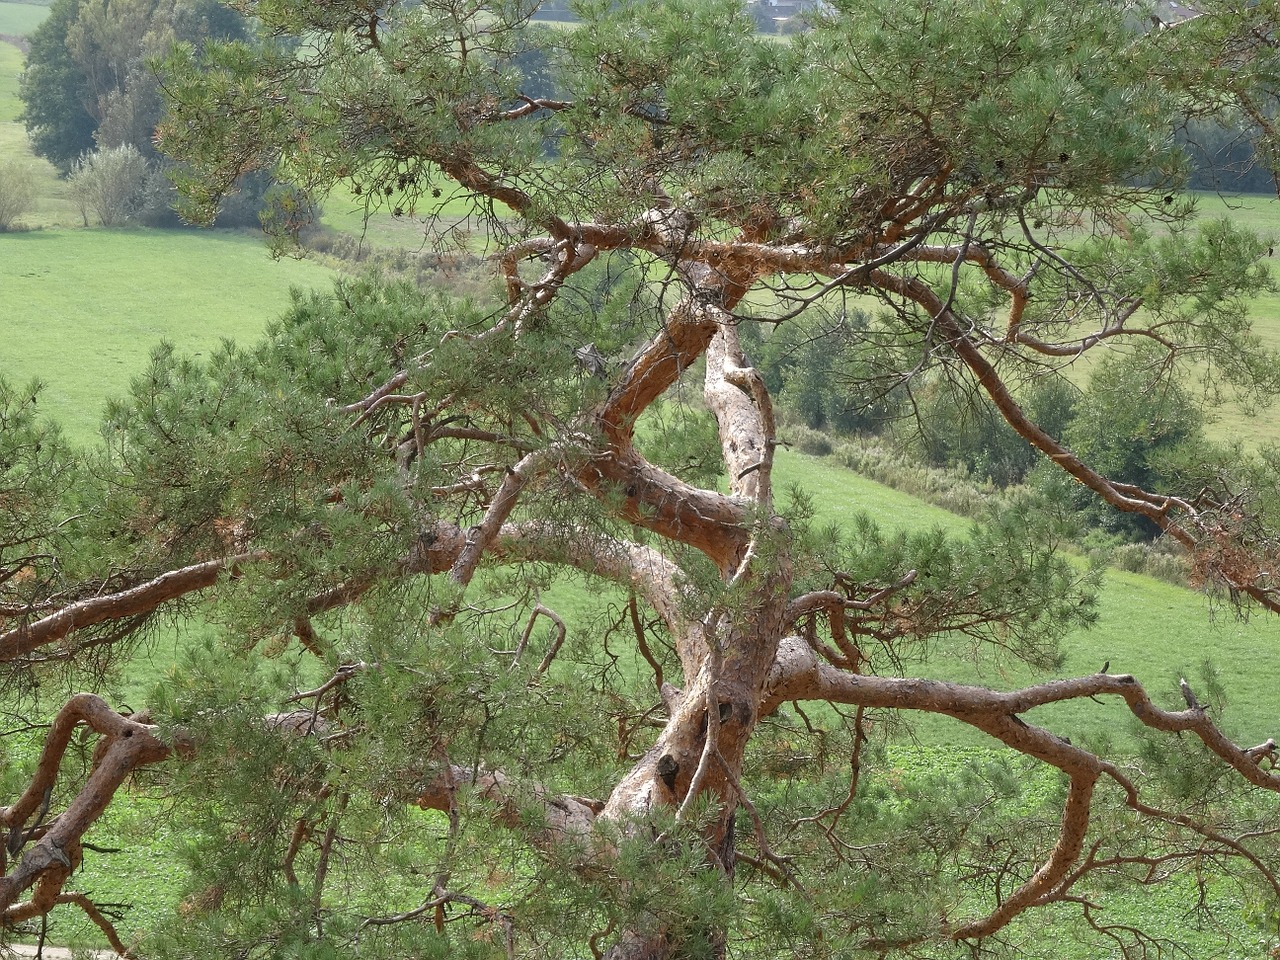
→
(767, 641, 1280, 788)
(0, 555, 264, 663)
(0, 523, 689, 665)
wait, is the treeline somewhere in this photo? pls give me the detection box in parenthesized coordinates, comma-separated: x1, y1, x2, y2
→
(17, 0, 1280, 232)
(746, 308, 1219, 546)
(1183, 119, 1279, 195)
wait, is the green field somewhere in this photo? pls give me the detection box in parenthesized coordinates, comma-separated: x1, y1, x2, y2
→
(0, 33, 23, 120)
(0, 1, 48, 38)
(319, 180, 484, 247)
(0, 228, 335, 441)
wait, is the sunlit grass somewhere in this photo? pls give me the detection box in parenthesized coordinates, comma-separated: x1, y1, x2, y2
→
(0, 1, 48, 38)
(0, 228, 335, 444)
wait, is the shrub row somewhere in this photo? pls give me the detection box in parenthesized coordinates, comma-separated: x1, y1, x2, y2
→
(787, 426, 1194, 588)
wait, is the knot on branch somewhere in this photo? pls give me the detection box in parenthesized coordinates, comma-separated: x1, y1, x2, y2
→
(1179, 677, 1202, 712)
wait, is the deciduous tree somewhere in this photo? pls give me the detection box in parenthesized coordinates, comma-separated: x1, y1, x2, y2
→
(19, 0, 248, 170)
(6, 1, 1280, 958)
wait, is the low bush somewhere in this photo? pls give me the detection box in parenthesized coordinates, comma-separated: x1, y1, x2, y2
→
(833, 435, 1198, 587)
(787, 424, 834, 457)
(0, 159, 38, 232)
(836, 437, 997, 520)
(1079, 531, 1192, 587)
(67, 144, 149, 226)
(301, 226, 499, 299)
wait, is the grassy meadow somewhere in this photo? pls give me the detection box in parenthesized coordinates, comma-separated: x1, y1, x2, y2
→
(1, 7, 335, 442)
(0, 1, 48, 39)
(1, 229, 335, 443)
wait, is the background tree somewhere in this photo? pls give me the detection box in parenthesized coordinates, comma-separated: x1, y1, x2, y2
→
(5, 2, 1280, 959)
(18, 0, 96, 171)
(19, 0, 248, 171)
(1047, 347, 1207, 541)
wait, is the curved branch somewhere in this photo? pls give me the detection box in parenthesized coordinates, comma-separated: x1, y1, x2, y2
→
(784, 570, 919, 625)
(447, 448, 549, 589)
(870, 269, 1182, 523)
(766, 645, 1280, 795)
(0, 555, 264, 664)
(766, 641, 1280, 941)
(706, 313, 775, 507)
(576, 446, 749, 574)
(0, 696, 171, 918)
(952, 772, 1098, 940)
(5, 891, 137, 957)
(596, 296, 721, 448)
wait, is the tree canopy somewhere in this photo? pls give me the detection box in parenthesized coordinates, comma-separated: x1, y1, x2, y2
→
(19, 0, 248, 170)
(7, 1, 1280, 957)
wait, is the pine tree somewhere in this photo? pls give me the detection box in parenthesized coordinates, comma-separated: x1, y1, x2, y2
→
(6, 1, 1280, 957)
